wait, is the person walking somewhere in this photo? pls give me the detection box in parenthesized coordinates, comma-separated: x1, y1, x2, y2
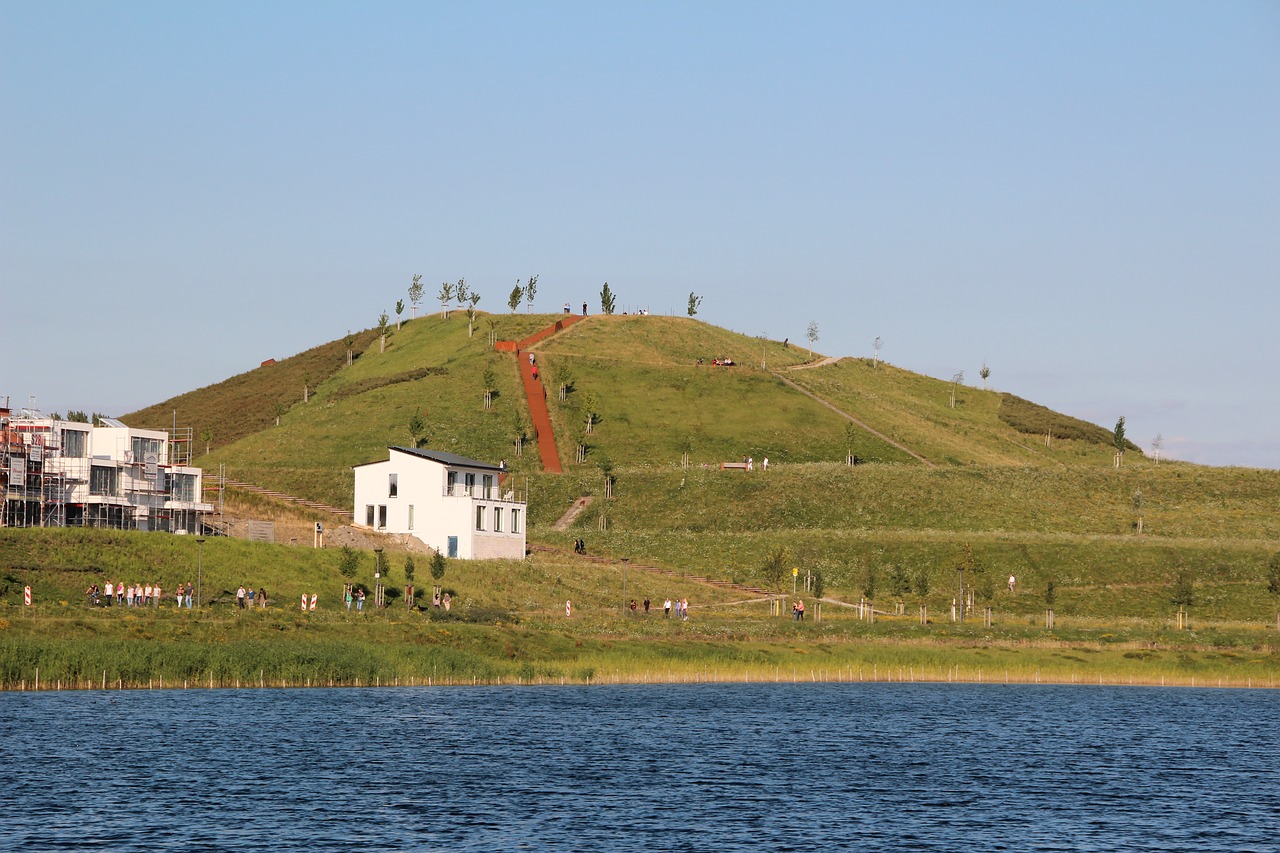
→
(236, 585, 247, 609)
(663, 597, 672, 618)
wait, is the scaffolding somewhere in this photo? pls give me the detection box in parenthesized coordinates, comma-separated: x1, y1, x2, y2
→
(0, 399, 213, 532)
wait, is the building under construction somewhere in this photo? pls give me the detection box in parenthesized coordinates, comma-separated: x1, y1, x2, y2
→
(1, 398, 214, 532)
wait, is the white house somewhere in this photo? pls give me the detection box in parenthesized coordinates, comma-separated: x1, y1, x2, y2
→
(352, 447, 527, 560)
(1, 409, 212, 532)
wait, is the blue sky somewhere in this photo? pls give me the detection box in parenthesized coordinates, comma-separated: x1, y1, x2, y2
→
(3, 1, 1278, 467)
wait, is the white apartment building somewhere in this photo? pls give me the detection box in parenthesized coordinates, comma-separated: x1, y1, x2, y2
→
(1, 408, 213, 532)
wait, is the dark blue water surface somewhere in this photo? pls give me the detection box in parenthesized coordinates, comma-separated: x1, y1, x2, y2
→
(1, 684, 1276, 851)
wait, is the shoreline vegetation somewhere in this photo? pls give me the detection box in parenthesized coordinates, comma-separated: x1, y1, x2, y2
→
(4, 607, 1278, 693)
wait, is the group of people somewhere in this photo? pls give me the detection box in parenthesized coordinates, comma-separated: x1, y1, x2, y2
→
(86, 581, 196, 609)
(573, 538, 587, 554)
(741, 456, 768, 471)
(235, 585, 268, 609)
(431, 590, 453, 611)
(344, 586, 367, 611)
(791, 598, 806, 621)
(663, 597, 690, 620)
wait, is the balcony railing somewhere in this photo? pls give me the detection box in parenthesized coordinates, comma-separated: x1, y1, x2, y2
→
(443, 483, 527, 504)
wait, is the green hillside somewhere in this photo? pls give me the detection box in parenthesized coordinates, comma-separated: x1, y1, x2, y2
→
(113, 310, 1280, 623)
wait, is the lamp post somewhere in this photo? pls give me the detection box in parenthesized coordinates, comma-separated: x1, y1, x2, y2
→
(373, 547, 384, 609)
(621, 558, 629, 615)
(195, 537, 205, 608)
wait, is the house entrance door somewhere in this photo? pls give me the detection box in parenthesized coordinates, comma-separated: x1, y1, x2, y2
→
(447, 536, 458, 558)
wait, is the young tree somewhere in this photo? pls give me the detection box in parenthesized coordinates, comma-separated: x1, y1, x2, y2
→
(890, 563, 911, 603)
(1133, 488, 1145, 534)
(200, 428, 213, 455)
(1170, 570, 1195, 608)
(273, 402, 286, 426)
(1113, 417, 1127, 467)
(761, 546, 788, 595)
(862, 564, 878, 602)
(430, 551, 446, 583)
(980, 361, 991, 390)
(806, 321, 819, 357)
(600, 282, 616, 315)
(408, 410, 427, 448)
(408, 274, 424, 319)
(512, 410, 528, 457)
(598, 454, 615, 499)
(872, 336, 883, 366)
(508, 282, 524, 312)
(465, 290, 481, 337)
(344, 330, 355, 366)
(437, 281, 455, 318)
(339, 546, 359, 579)
(950, 371, 964, 409)
(454, 278, 469, 315)
(395, 299, 405, 330)
(583, 391, 600, 434)
(844, 421, 859, 465)
(812, 571, 825, 600)
(524, 275, 538, 313)
(1152, 433, 1164, 465)
(687, 292, 702, 317)
(482, 364, 498, 410)
(302, 373, 312, 404)
(403, 555, 416, 584)
(556, 364, 574, 402)
(377, 312, 390, 353)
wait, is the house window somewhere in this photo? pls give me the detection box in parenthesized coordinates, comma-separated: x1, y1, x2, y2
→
(511, 508, 521, 534)
(171, 472, 196, 503)
(482, 474, 494, 499)
(447, 470, 457, 495)
(131, 436, 164, 463)
(465, 473, 476, 495)
(389, 473, 398, 498)
(90, 465, 118, 496)
(494, 507, 503, 532)
(61, 429, 86, 458)
(475, 505, 485, 530)
(378, 505, 387, 529)
(407, 505, 414, 530)
(366, 505, 375, 527)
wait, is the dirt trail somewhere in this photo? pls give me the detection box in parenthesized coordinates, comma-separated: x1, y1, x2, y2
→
(771, 369, 935, 467)
(552, 496, 594, 531)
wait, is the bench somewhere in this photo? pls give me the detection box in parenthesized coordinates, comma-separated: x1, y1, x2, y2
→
(719, 462, 748, 471)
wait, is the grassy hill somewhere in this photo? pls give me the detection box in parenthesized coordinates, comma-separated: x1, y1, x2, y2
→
(108, 310, 1280, 625)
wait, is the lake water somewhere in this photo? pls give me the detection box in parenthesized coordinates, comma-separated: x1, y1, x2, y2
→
(1, 684, 1276, 851)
